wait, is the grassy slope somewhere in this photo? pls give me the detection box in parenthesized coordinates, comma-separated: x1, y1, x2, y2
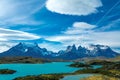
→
(0, 57, 51, 64)
(81, 75, 119, 80)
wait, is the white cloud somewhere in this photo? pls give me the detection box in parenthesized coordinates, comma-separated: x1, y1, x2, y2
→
(0, 28, 40, 53)
(99, 19, 120, 31)
(45, 22, 96, 43)
(46, 35, 82, 42)
(0, 0, 46, 25)
(46, 0, 102, 16)
(83, 31, 120, 47)
(0, 42, 17, 53)
(73, 22, 96, 29)
(64, 22, 96, 34)
(45, 22, 120, 52)
(0, 28, 40, 41)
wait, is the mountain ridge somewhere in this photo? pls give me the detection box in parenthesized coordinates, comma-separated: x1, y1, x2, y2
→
(0, 42, 119, 60)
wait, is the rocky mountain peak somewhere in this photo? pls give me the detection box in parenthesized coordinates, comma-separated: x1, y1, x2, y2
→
(0, 43, 119, 60)
(66, 44, 77, 53)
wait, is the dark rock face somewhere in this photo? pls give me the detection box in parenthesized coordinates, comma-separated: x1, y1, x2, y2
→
(86, 44, 119, 57)
(0, 43, 54, 58)
(0, 43, 119, 60)
(58, 44, 119, 59)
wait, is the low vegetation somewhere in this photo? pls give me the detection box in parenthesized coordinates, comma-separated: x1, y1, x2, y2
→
(81, 75, 119, 80)
(0, 57, 69, 64)
(14, 74, 64, 80)
(68, 62, 91, 68)
(75, 61, 120, 78)
(87, 60, 114, 65)
(0, 69, 16, 74)
(0, 57, 51, 64)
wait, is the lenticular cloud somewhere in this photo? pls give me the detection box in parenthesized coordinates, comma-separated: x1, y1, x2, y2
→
(46, 0, 102, 16)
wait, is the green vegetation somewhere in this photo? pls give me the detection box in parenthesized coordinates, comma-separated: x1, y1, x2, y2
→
(69, 62, 92, 69)
(69, 60, 120, 79)
(0, 57, 69, 64)
(0, 57, 51, 64)
(75, 61, 120, 78)
(109, 56, 120, 62)
(0, 69, 16, 74)
(87, 60, 114, 65)
(14, 74, 64, 80)
(81, 75, 119, 80)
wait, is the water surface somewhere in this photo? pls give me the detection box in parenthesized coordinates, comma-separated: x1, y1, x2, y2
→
(0, 62, 78, 80)
(0, 62, 102, 80)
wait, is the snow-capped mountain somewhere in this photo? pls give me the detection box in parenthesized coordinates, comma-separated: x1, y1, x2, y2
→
(86, 44, 118, 57)
(0, 42, 54, 58)
(0, 43, 119, 60)
(58, 44, 119, 59)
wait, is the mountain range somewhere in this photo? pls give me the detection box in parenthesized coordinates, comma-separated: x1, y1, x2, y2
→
(0, 43, 119, 60)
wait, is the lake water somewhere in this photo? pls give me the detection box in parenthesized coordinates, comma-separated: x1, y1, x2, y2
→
(0, 62, 101, 80)
(92, 65, 102, 69)
(0, 62, 79, 80)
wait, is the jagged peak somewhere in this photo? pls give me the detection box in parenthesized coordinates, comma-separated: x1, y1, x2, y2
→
(1, 42, 119, 59)
(72, 44, 77, 49)
(78, 45, 85, 49)
(15, 42, 26, 47)
(72, 44, 76, 47)
(17, 42, 39, 48)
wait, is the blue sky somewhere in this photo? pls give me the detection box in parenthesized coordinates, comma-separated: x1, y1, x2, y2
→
(0, 0, 120, 53)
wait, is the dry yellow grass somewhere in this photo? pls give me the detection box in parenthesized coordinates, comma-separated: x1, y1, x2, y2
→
(81, 75, 120, 80)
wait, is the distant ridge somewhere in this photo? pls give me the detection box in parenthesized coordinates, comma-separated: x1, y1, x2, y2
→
(0, 43, 119, 60)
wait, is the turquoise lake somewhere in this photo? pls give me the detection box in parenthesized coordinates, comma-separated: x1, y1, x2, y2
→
(0, 62, 101, 80)
(0, 62, 79, 80)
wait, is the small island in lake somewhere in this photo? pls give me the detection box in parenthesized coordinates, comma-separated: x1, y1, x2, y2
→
(0, 69, 16, 74)
(68, 62, 91, 68)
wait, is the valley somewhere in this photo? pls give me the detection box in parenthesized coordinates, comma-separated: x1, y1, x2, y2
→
(0, 56, 120, 80)
(0, 43, 120, 80)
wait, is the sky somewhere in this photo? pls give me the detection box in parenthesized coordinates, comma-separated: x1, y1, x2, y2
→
(0, 0, 120, 53)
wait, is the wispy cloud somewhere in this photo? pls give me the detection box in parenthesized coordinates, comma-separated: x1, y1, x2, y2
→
(0, 0, 119, 53)
(64, 22, 96, 34)
(0, 0, 46, 26)
(0, 42, 17, 53)
(0, 28, 40, 41)
(0, 28, 41, 53)
(46, 0, 103, 16)
(38, 42, 64, 52)
(98, 19, 120, 31)
(45, 22, 120, 52)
